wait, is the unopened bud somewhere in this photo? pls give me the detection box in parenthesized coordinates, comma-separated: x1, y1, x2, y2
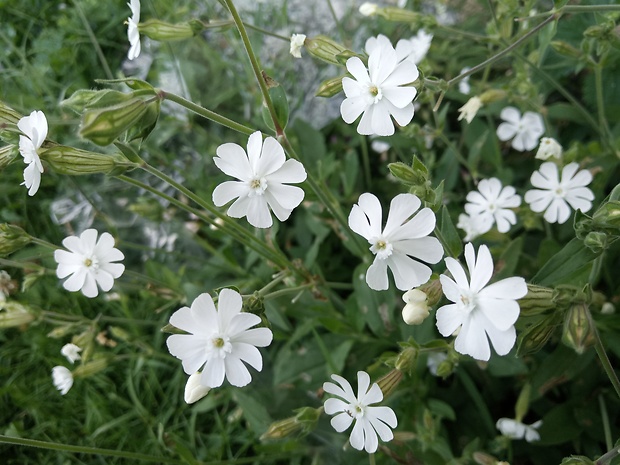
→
(479, 89, 507, 104)
(0, 224, 31, 257)
(583, 231, 608, 253)
(260, 406, 322, 440)
(315, 76, 344, 98)
(305, 36, 350, 65)
(562, 302, 595, 354)
(0, 101, 22, 125)
(376, 8, 430, 27)
(0, 144, 18, 170)
(79, 97, 159, 146)
(376, 368, 403, 398)
(44, 146, 137, 176)
(518, 284, 556, 316)
(184, 372, 211, 404)
(592, 200, 620, 229)
(359, 3, 379, 16)
(139, 19, 197, 41)
(536, 137, 562, 160)
(395, 346, 418, 372)
(0, 301, 35, 328)
(72, 357, 108, 377)
(402, 289, 430, 325)
(517, 311, 563, 356)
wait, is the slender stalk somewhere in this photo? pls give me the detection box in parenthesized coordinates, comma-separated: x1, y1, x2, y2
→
(325, 0, 345, 40)
(520, 4, 620, 21)
(597, 447, 620, 465)
(243, 22, 289, 41)
(593, 62, 612, 142)
(586, 307, 620, 400)
(359, 135, 372, 190)
(369, 452, 377, 465)
(263, 283, 313, 301)
(222, 0, 283, 136)
(599, 394, 612, 450)
(71, 0, 113, 80)
(160, 90, 255, 136)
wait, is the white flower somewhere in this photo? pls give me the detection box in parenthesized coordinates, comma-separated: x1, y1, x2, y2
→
(496, 418, 542, 442)
(496, 107, 545, 151)
(436, 243, 528, 361)
(524, 162, 594, 224)
(289, 33, 306, 58)
(184, 372, 211, 404)
(458, 96, 482, 124)
(426, 352, 448, 376)
(17, 110, 47, 196)
(61, 343, 82, 364)
(54, 229, 125, 298)
(341, 35, 419, 136)
(52, 366, 74, 395)
(359, 2, 379, 16)
(395, 30, 433, 65)
(166, 289, 273, 388)
(456, 213, 493, 242)
(323, 371, 397, 453)
(458, 67, 471, 94)
(127, 0, 141, 60)
(401, 289, 430, 325)
(464, 178, 521, 233)
(349, 193, 444, 291)
(535, 137, 562, 160)
(212, 131, 307, 228)
(370, 139, 391, 154)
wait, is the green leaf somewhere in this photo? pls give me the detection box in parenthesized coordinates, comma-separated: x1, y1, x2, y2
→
(493, 236, 523, 281)
(532, 238, 600, 286)
(438, 205, 463, 259)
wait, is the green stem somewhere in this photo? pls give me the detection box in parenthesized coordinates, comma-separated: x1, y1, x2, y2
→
(597, 447, 620, 465)
(243, 22, 289, 41)
(263, 283, 313, 301)
(369, 452, 377, 465)
(359, 134, 372, 190)
(0, 435, 180, 464)
(160, 90, 255, 135)
(222, 0, 283, 136)
(599, 394, 612, 450)
(521, 4, 620, 21)
(255, 270, 289, 296)
(71, 0, 113, 80)
(29, 236, 60, 250)
(593, 62, 612, 142)
(325, 0, 345, 40)
(587, 308, 620, 400)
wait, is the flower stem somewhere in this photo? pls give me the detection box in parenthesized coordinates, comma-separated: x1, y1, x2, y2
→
(159, 90, 255, 135)
(369, 452, 377, 465)
(586, 307, 620, 400)
(597, 447, 620, 465)
(599, 394, 612, 450)
(262, 283, 313, 301)
(593, 62, 612, 145)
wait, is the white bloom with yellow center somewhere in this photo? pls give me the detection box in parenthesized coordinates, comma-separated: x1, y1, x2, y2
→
(54, 229, 125, 298)
(465, 178, 521, 233)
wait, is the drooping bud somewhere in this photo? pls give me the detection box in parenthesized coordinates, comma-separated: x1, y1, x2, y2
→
(592, 200, 620, 230)
(562, 302, 595, 354)
(376, 368, 403, 398)
(260, 407, 322, 440)
(138, 19, 197, 41)
(305, 36, 352, 65)
(43, 146, 138, 176)
(551, 40, 583, 59)
(184, 372, 211, 404)
(517, 311, 563, 356)
(0, 224, 31, 257)
(518, 284, 556, 316)
(0, 301, 35, 328)
(315, 76, 344, 98)
(478, 89, 507, 104)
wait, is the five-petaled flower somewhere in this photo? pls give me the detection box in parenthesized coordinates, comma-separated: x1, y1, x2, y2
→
(340, 35, 419, 136)
(127, 0, 141, 60)
(212, 131, 307, 228)
(166, 289, 273, 388)
(496, 107, 544, 152)
(52, 366, 74, 395)
(524, 162, 594, 224)
(323, 371, 397, 453)
(436, 243, 528, 361)
(465, 178, 521, 234)
(54, 229, 125, 298)
(349, 193, 444, 291)
(496, 418, 542, 442)
(18, 110, 47, 196)
(456, 213, 493, 242)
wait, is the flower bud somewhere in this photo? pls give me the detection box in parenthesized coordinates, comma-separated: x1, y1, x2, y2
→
(0, 224, 31, 257)
(0, 101, 22, 125)
(72, 357, 108, 377)
(0, 144, 18, 170)
(376, 368, 403, 398)
(562, 302, 595, 354)
(79, 97, 159, 146)
(139, 19, 197, 41)
(551, 40, 583, 59)
(395, 346, 418, 372)
(592, 200, 620, 229)
(402, 289, 430, 325)
(535, 137, 563, 160)
(62, 89, 131, 114)
(376, 8, 432, 27)
(43, 145, 138, 176)
(601, 302, 615, 314)
(478, 89, 507, 105)
(359, 2, 379, 16)
(260, 406, 322, 440)
(0, 301, 35, 328)
(583, 231, 608, 253)
(184, 372, 211, 404)
(517, 311, 563, 356)
(305, 36, 351, 65)
(315, 76, 344, 98)
(518, 284, 555, 316)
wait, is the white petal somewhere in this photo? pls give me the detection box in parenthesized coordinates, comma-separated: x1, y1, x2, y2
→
(224, 355, 253, 387)
(393, 236, 443, 264)
(324, 398, 348, 416)
(62, 268, 87, 293)
(382, 193, 421, 237)
(476, 297, 520, 331)
(166, 334, 207, 374)
(226, 194, 251, 219)
(435, 303, 463, 337)
(388, 207, 436, 241)
(485, 321, 516, 356)
(382, 61, 419, 88)
(245, 196, 273, 228)
(23, 162, 42, 196)
(266, 159, 307, 184)
(81, 272, 99, 298)
(382, 86, 417, 109)
(233, 327, 273, 347)
(496, 122, 517, 142)
(356, 104, 376, 135)
(265, 183, 305, 212)
(366, 257, 389, 290)
(325, 374, 356, 403)
(565, 188, 594, 213)
(370, 102, 394, 136)
(524, 189, 553, 213)
(94, 269, 115, 292)
(454, 311, 491, 361)
(362, 420, 379, 453)
(356, 371, 371, 400)
(246, 131, 263, 173)
(439, 275, 461, 303)
(468, 244, 493, 294)
(346, 56, 370, 84)
(349, 419, 365, 451)
(256, 137, 285, 177)
(368, 405, 397, 428)
(386, 252, 432, 290)
(231, 342, 263, 371)
(226, 313, 261, 338)
(349, 193, 382, 239)
(480, 276, 527, 301)
(214, 143, 252, 180)
(340, 96, 369, 124)
(387, 101, 414, 127)
(330, 412, 354, 432)
(212, 181, 249, 207)
(544, 197, 570, 224)
(500, 107, 522, 125)
(202, 357, 225, 388)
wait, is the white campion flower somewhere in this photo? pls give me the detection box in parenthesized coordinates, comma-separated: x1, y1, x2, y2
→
(289, 33, 306, 58)
(456, 213, 493, 242)
(395, 30, 433, 65)
(348, 193, 444, 291)
(458, 96, 482, 124)
(401, 289, 430, 325)
(127, 0, 141, 60)
(323, 371, 397, 453)
(464, 178, 521, 233)
(496, 418, 542, 442)
(212, 131, 307, 228)
(52, 366, 74, 395)
(436, 243, 528, 361)
(458, 67, 471, 94)
(61, 343, 82, 364)
(17, 110, 47, 196)
(359, 2, 379, 16)
(535, 137, 562, 160)
(426, 352, 448, 376)
(524, 162, 594, 224)
(166, 289, 273, 388)
(496, 107, 545, 151)
(340, 35, 419, 136)
(184, 372, 211, 404)
(54, 229, 125, 298)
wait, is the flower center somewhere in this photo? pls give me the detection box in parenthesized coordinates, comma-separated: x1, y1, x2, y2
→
(555, 187, 565, 197)
(83, 255, 99, 269)
(370, 237, 393, 259)
(208, 334, 232, 358)
(488, 203, 497, 213)
(459, 291, 477, 314)
(368, 84, 383, 104)
(248, 177, 267, 197)
(347, 402, 366, 420)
